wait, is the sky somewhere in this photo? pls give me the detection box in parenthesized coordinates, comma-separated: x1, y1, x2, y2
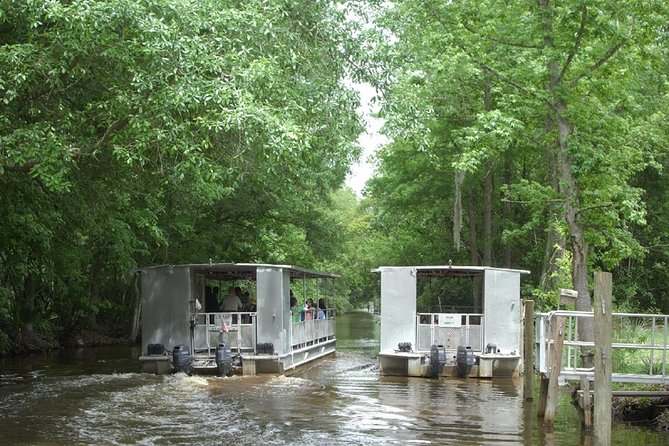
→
(345, 82, 388, 197)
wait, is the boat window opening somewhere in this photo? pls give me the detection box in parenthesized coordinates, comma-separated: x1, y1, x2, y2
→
(417, 274, 480, 314)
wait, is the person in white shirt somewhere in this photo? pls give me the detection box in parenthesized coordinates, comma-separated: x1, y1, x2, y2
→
(220, 286, 243, 312)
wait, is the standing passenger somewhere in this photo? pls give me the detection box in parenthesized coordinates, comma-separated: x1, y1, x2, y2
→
(305, 299, 315, 321)
(290, 296, 301, 323)
(220, 286, 243, 311)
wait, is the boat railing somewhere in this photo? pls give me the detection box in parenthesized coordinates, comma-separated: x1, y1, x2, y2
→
(191, 311, 257, 356)
(291, 308, 336, 350)
(416, 313, 484, 352)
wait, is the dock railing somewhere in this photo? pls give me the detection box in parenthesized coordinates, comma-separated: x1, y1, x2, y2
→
(536, 310, 669, 384)
(416, 313, 483, 353)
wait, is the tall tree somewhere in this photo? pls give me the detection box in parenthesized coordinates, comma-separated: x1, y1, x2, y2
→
(369, 1, 669, 325)
(0, 0, 366, 351)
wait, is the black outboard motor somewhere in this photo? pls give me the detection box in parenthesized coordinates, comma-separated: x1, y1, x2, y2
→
(216, 343, 233, 377)
(256, 342, 275, 355)
(172, 344, 192, 374)
(429, 344, 447, 378)
(398, 342, 412, 352)
(147, 343, 165, 355)
(456, 345, 475, 378)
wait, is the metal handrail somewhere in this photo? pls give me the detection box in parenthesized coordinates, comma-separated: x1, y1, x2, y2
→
(536, 311, 669, 384)
(415, 312, 484, 352)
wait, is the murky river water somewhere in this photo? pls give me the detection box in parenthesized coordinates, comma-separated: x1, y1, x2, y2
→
(0, 312, 666, 445)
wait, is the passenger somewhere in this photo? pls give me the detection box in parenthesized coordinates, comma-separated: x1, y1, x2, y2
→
(220, 286, 243, 312)
(305, 298, 315, 321)
(206, 286, 220, 313)
(290, 296, 301, 323)
(242, 296, 256, 324)
(317, 298, 326, 320)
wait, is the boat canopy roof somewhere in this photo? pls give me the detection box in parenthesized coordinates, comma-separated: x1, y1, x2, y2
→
(138, 263, 339, 280)
(372, 265, 530, 278)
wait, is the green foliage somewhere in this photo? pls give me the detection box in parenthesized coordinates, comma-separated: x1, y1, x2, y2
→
(0, 0, 367, 352)
(362, 0, 669, 314)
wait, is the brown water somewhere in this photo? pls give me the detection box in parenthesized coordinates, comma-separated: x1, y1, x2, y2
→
(0, 312, 666, 445)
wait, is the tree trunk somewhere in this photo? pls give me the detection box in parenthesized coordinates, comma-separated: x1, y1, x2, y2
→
(18, 275, 37, 351)
(540, 113, 566, 289)
(130, 273, 142, 343)
(541, 0, 593, 367)
(483, 163, 493, 266)
(556, 103, 593, 364)
(467, 184, 483, 310)
(502, 154, 513, 268)
(482, 74, 493, 266)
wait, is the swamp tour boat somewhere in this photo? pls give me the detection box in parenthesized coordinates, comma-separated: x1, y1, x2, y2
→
(375, 265, 530, 379)
(137, 263, 337, 376)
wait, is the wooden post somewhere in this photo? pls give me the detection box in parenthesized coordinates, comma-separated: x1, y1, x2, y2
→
(543, 315, 566, 426)
(537, 374, 549, 417)
(523, 299, 535, 401)
(593, 272, 612, 445)
(580, 374, 592, 430)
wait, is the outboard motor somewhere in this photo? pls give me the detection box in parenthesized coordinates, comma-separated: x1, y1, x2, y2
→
(216, 343, 233, 377)
(172, 344, 192, 374)
(456, 345, 475, 378)
(147, 343, 165, 355)
(256, 342, 275, 355)
(398, 342, 412, 352)
(429, 344, 447, 378)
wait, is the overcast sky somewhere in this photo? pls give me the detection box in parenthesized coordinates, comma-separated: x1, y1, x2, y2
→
(345, 82, 388, 196)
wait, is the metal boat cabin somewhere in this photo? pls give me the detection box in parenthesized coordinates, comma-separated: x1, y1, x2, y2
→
(375, 265, 529, 378)
(138, 263, 337, 376)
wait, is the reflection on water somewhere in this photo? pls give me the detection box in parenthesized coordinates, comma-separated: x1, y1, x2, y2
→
(0, 312, 666, 445)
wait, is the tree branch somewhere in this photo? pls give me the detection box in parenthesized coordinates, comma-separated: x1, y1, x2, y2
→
(461, 20, 544, 50)
(422, 2, 541, 101)
(574, 202, 614, 217)
(568, 41, 625, 89)
(4, 160, 37, 173)
(94, 117, 129, 150)
(502, 198, 565, 205)
(557, 6, 587, 85)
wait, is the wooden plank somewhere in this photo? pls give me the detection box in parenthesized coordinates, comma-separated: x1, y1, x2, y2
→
(594, 272, 613, 446)
(523, 299, 535, 401)
(544, 315, 566, 426)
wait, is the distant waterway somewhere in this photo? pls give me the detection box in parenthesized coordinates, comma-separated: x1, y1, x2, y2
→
(0, 312, 666, 445)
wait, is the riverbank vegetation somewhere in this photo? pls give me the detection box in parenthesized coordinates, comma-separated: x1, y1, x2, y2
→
(2, 1, 669, 356)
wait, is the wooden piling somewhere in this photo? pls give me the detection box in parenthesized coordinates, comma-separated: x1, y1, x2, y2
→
(579, 374, 592, 430)
(593, 272, 612, 445)
(543, 315, 566, 426)
(523, 299, 535, 401)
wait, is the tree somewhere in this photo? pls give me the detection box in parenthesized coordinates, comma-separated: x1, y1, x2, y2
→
(0, 0, 366, 351)
(368, 1, 669, 328)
